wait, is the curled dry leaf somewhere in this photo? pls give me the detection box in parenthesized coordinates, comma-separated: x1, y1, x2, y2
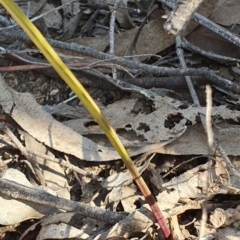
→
(210, 205, 240, 229)
(210, 208, 226, 228)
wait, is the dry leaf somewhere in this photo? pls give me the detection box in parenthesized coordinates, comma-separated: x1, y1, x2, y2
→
(186, 26, 240, 59)
(154, 123, 240, 156)
(20, 0, 47, 17)
(213, 227, 240, 240)
(69, 0, 217, 61)
(162, 162, 213, 199)
(0, 169, 58, 225)
(64, 97, 187, 144)
(116, 0, 136, 30)
(0, 75, 119, 161)
(104, 185, 143, 212)
(210, 0, 240, 26)
(20, 212, 105, 240)
(63, 96, 240, 156)
(95, 206, 154, 240)
(101, 157, 151, 189)
(42, 3, 62, 30)
(0, 76, 185, 161)
(23, 132, 70, 199)
(37, 223, 90, 240)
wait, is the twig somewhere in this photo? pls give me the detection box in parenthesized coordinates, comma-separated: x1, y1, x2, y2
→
(0, 177, 127, 224)
(160, 0, 240, 48)
(28, 150, 103, 182)
(199, 85, 213, 240)
(83, 68, 157, 99)
(1, 30, 240, 95)
(162, 155, 214, 178)
(109, 0, 121, 79)
(119, 76, 207, 89)
(164, 0, 204, 35)
(206, 85, 214, 149)
(175, 36, 240, 181)
(176, 36, 219, 239)
(125, 4, 157, 56)
(4, 125, 46, 185)
(193, 13, 240, 48)
(83, 1, 111, 11)
(181, 37, 240, 63)
(215, 143, 240, 179)
(0, 62, 134, 73)
(0, 122, 102, 181)
(176, 36, 200, 106)
(0, 0, 78, 30)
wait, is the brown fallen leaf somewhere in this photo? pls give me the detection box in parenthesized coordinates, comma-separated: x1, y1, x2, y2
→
(186, 26, 240, 59)
(67, 0, 217, 61)
(210, 0, 240, 26)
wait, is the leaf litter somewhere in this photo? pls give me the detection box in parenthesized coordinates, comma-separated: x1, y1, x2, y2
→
(0, 0, 240, 239)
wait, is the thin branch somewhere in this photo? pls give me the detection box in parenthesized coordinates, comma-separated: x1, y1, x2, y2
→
(160, 0, 240, 48)
(31, 150, 102, 181)
(0, 177, 127, 224)
(125, 4, 157, 56)
(176, 36, 200, 106)
(4, 125, 46, 185)
(193, 12, 240, 48)
(0, 0, 78, 30)
(164, 0, 204, 35)
(176, 36, 240, 181)
(181, 37, 240, 63)
(1, 30, 240, 95)
(109, 0, 121, 79)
